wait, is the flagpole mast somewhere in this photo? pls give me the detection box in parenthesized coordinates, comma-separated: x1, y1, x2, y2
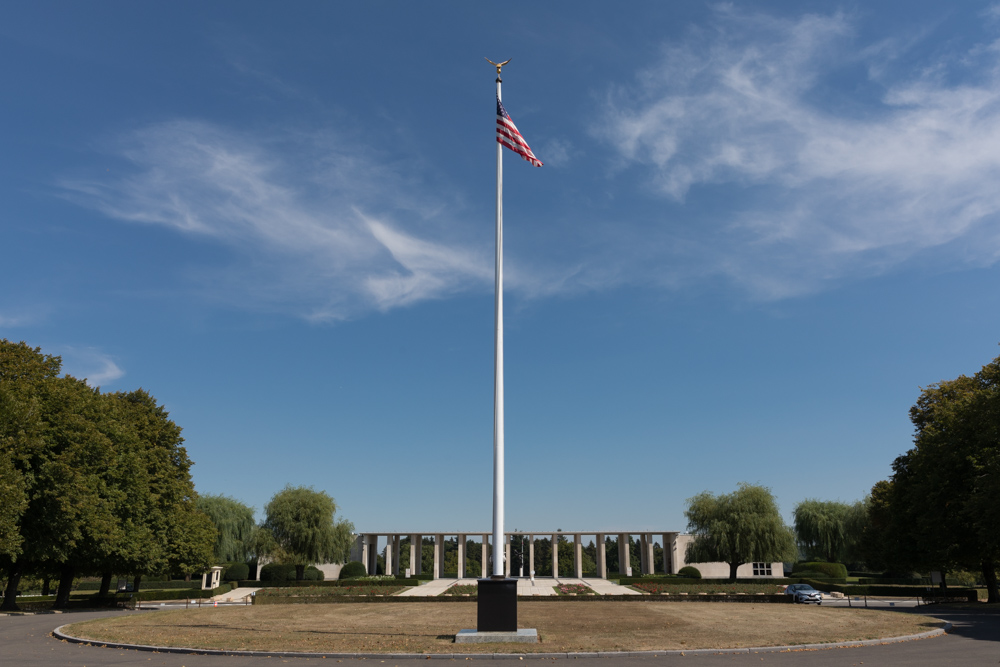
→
(492, 65, 505, 579)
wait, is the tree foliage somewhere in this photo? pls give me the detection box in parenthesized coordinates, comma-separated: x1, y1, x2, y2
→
(870, 352, 1000, 602)
(261, 485, 354, 581)
(793, 498, 867, 564)
(0, 340, 215, 610)
(196, 494, 257, 563)
(685, 483, 797, 581)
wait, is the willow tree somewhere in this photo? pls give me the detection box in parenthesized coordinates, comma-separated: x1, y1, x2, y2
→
(793, 499, 867, 564)
(196, 494, 257, 564)
(685, 483, 798, 581)
(261, 486, 354, 581)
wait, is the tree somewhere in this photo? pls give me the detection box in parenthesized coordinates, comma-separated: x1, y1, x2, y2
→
(0, 340, 216, 608)
(685, 483, 798, 581)
(261, 486, 354, 581)
(196, 494, 257, 564)
(0, 340, 60, 604)
(793, 498, 867, 564)
(873, 352, 1000, 602)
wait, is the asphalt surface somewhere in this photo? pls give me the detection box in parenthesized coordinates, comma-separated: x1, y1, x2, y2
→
(2, 605, 997, 666)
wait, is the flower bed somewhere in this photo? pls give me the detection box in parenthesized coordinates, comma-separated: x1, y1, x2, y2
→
(554, 584, 595, 596)
(441, 584, 478, 596)
(632, 582, 785, 595)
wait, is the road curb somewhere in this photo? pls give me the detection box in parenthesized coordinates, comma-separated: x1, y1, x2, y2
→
(52, 621, 952, 660)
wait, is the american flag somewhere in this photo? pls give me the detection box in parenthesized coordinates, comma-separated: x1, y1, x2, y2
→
(496, 97, 543, 167)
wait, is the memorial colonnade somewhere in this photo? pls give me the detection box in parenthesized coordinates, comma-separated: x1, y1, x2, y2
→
(353, 531, 682, 579)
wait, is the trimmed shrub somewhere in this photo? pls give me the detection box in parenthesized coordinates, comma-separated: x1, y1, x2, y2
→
(259, 563, 326, 581)
(794, 562, 847, 579)
(260, 563, 296, 582)
(678, 566, 702, 579)
(224, 563, 249, 581)
(339, 561, 368, 580)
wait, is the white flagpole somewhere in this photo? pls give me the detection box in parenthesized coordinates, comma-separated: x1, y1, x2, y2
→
(492, 70, 505, 578)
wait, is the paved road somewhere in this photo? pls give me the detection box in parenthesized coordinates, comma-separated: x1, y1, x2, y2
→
(2, 605, 996, 666)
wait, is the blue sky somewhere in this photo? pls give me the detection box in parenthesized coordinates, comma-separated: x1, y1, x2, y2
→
(4, 1, 1000, 535)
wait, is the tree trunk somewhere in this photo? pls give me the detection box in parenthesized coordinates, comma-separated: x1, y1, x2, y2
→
(184, 573, 191, 582)
(728, 562, 740, 582)
(132, 575, 142, 594)
(1, 563, 23, 611)
(296, 564, 305, 581)
(982, 559, 999, 604)
(98, 571, 113, 597)
(41, 578, 50, 596)
(54, 563, 74, 609)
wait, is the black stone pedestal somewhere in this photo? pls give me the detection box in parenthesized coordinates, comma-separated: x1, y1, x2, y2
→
(477, 578, 517, 631)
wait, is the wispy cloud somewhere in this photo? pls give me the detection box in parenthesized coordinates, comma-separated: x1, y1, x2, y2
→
(60, 121, 491, 319)
(57, 346, 125, 387)
(0, 313, 34, 328)
(596, 8, 1000, 298)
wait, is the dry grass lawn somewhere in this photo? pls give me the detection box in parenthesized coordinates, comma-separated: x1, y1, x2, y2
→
(64, 602, 942, 654)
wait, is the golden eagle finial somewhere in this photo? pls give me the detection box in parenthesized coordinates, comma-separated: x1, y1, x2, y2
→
(485, 57, 511, 77)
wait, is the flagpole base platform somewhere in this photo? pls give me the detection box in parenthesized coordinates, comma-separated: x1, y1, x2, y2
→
(455, 629, 538, 644)
(476, 578, 518, 632)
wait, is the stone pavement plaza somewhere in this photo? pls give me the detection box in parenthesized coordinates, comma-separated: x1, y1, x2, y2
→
(394, 576, 641, 596)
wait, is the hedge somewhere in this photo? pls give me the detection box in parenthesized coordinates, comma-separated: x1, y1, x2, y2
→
(800, 579, 977, 601)
(75, 580, 203, 591)
(254, 593, 793, 605)
(678, 566, 702, 579)
(7, 585, 236, 610)
(223, 562, 249, 581)
(128, 583, 235, 602)
(612, 576, 803, 586)
(259, 564, 324, 582)
(240, 579, 420, 588)
(10, 595, 130, 612)
(793, 562, 848, 579)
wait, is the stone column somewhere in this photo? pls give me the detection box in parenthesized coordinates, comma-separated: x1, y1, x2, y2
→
(392, 536, 401, 576)
(529, 535, 535, 578)
(640, 534, 649, 575)
(481, 535, 489, 579)
(361, 536, 369, 575)
(367, 535, 379, 575)
(433, 534, 443, 580)
(618, 534, 629, 575)
(663, 534, 673, 574)
(504, 536, 511, 577)
(596, 533, 606, 579)
(384, 539, 393, 577)
(552, 534, 559, 579)
(457, 535, 466, 579)
(646, 535, 656, 575)
(411, 534, 421, 576)
(574, 534, 583, 578)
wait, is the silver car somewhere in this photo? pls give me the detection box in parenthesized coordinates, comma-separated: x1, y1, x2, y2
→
(785, 584, 823, 604)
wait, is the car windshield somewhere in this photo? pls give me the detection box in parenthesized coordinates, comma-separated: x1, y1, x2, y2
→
(789, 585, 815, 592)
